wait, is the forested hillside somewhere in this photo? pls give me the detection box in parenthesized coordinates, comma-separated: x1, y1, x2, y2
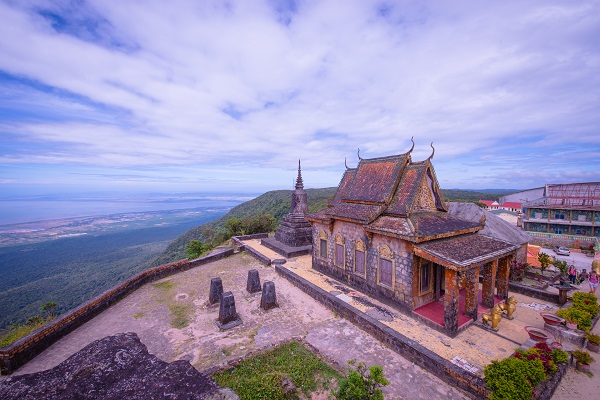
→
(152, 188, 337, 265)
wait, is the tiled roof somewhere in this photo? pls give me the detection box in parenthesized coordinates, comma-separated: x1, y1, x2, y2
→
(416, 234, 518, 268)
(341, 154, 407, 204)
(500, 202, 522, 208)
(479, 200, 497, 207)
(325, 202, 383, 223)
(385, 163, 427, 216)
(330, 169, 356, 206)
(410, 212, 482, 239)
(366, 215, 414, 237)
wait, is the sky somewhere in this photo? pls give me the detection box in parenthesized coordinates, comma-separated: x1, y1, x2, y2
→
(1, 0, 600, 200)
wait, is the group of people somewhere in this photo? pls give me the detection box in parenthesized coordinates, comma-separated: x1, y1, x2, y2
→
(568, 265, 598, 294)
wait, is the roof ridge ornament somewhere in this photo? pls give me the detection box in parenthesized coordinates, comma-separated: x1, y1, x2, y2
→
(357, 148, 363, 160)
(407, 136, 415, 154)
(428, 142, 435, 160)
(345, 157, 349, 170)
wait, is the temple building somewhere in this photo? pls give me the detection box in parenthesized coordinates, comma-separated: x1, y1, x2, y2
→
(307, 141, 520, 336)
(261, 161, 313, 258)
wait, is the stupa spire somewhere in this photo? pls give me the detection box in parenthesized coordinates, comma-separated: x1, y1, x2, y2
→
(295, 159, 304, 190)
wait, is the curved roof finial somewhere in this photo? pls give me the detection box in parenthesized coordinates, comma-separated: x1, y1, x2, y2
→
(407, 136, 415, 154)
(428, 142, 435, 160)
(357, 148, 363, 160)
(344, 157, 349, 170)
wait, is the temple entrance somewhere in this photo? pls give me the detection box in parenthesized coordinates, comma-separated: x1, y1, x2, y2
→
(434, 264, 445, 301)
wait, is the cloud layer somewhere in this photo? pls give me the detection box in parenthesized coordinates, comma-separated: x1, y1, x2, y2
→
(1, 0, 599, 193)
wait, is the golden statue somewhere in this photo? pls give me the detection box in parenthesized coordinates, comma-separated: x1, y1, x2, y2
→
(482, 305, 503, 331)
(498, 296, 518, 319)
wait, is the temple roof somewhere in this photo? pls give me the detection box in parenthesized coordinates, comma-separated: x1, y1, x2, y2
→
(308, 144, 482, 242)
(414, 234, 519, 270)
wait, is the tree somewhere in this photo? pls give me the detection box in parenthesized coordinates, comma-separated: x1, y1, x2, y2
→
(186, 239, 208, 260)
(335, 359, 389, 400)
(538, 253, 551, 276)
(40, 302, 57, 318)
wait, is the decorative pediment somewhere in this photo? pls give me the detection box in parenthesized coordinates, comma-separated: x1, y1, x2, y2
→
(355, 238, 366, 251)
(379, 244, 393, 259)
(318, 230, 328, 240)
(335, 234, 345, 245)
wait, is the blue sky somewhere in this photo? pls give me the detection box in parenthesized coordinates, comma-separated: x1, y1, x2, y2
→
(1, 0, 600, 199)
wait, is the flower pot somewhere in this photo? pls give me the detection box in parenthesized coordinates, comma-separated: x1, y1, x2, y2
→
(576, 361, 591, 373)
(524, 326, 553, 342)
(540, 313, 564, 326)
(566, 321, 578, 330)
(587, 342, 600, 353)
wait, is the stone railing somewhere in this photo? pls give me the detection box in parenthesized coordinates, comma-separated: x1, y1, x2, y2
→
(527, 232, 599, 252)
(0, 248, 234, 374)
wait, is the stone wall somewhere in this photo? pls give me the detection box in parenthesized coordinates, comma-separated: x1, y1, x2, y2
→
(311, 221, 414, 312)
(0, 249, 235, 374)
(508, 282, 560, 304)
(275, 264, 488, 399)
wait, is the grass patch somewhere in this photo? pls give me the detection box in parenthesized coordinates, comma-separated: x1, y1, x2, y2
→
(169, 304, 190, 328)
(0, 316, 53, 348)
(132, 312, 145, 319)
(212, 340, 341, 399)
(152, 280, 175, 291)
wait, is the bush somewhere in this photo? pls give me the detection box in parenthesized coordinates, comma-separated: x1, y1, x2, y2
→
(557, 307, 592, 331)
(335, 359, 389, 400)
(509, 261, 530, 282)
(484, 357, 546, 400)
(514, 343, 558, 376)
(585, 332, 600, 345)
(572, 292, 599, 318)
(572, 350, 594, 365)
(552, 348, 569, 364)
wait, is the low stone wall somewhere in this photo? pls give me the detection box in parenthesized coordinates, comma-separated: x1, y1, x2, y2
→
(231, 234, 273, 266)
(275, 264, 488, 399)
(509, 282, 560, 304)
(535, 362, 568, 400)
(0, 249, 234, 374)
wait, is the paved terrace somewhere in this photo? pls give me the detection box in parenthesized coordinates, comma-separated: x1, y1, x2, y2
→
(8, 241, 599, 399)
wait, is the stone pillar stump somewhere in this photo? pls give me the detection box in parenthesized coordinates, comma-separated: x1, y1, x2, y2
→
(260, 281, 278, 311)
(246, 269, 261, 294)
(216, 291, 242, 330)
(208, 277, 223, 305)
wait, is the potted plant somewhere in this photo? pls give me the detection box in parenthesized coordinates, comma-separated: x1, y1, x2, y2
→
(585, 332, 600, 353)
(557, 307, 592, 330)
(572, 350, 594, 373)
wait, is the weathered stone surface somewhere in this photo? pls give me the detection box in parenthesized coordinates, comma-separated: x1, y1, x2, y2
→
(217, 292, 242, 330)
(0, 332, 218, 400)
(209, 277, 224, 305)
(260, 281, 278, 311)
(246, 269, 261, 293)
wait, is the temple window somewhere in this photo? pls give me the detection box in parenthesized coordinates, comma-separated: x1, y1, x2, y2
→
(318, 230, 328, 259)
(335, 235, 345, 268)
(354, 239, 366, 276)
(378, 245, 393, 287)
(419, 260, 433, 294)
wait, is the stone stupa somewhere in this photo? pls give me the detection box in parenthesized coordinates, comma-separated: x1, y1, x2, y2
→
(261, 160, 313, 258)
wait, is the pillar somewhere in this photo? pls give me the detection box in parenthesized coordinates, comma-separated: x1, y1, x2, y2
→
(496, 257, 511, 300)
(217, 291, 242, 330)
(208, 277, 223, 305)
(444, 268, 459, 332)
(481, 260, 498, 308)
(464, 266, 480, 321)
(260, 281, 278, 311)
(246, 269, 261, 293)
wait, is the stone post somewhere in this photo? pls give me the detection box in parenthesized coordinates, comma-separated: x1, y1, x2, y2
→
(246, 269, 261, 293)
(444, 268, 459, 332)
(260, 281, 278, 311)
(496, 257, 510, 300)
(464, 266, 480, 321)
(217, 291, 242, 330)
(481, 260, 498, 309)
(208, 277, 223, 305)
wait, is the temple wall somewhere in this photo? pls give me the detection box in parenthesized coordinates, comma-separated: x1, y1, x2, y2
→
(311, 220, 413, 310)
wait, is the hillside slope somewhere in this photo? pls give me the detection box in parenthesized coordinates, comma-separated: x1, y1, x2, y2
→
(152, 188, 337, 265)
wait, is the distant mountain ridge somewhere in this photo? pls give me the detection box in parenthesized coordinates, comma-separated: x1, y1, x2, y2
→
(154, 187, 515, 265)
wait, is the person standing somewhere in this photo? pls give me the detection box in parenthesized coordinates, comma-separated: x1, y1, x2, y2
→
(589, 270, 598, 295)
(568, 264, 577, 284)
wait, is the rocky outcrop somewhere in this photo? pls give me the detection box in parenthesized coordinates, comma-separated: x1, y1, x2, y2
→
(0, 332, 222, 400)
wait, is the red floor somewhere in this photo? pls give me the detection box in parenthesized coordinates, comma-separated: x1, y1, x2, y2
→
(413, 289, 503, 328)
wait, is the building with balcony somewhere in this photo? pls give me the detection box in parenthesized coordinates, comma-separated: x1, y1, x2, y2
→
(522, 182, 600, 238)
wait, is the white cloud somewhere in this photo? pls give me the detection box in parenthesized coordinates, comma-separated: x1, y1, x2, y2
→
(0, 0, 599, 192)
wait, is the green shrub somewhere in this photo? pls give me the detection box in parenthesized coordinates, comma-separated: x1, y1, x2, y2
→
(572, 350, 594, 365)
(552, 348, 569, 364)
(485, 357, 546, 400)
(557, 307, 592, 331)
(336, 359, 389, 400)
(585, 332, 600, 345)
(572, 292, 599, 318)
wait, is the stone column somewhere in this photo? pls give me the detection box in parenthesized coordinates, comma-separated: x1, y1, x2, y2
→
(217, 291, 242, 330)
(444, 268, 459, 332)
(208, 277, 223, 305)
(246, 269, 261, 293)
(496, 257, 511, 300)
(481, 260, 498, 308)
(260, 281, 278, 311)
(464, 266, 480, 321)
